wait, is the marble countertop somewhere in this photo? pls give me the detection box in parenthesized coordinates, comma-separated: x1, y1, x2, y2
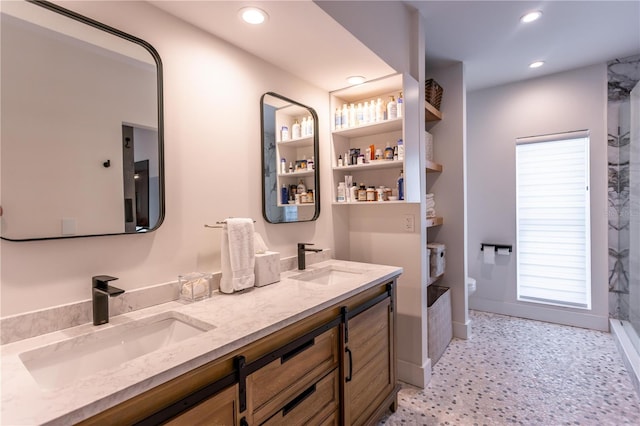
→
(0, 259, 402, 425)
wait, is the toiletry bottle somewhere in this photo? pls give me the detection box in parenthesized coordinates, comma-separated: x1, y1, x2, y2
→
(397, 170, 404, 201)
(292, 119, 301, 139)
(397, 91, 403, 118)
(308, 156, 314, 170)
(280, 158, 286, 174)
(307, 115, 314, 135)
(365, 146, 372, 163)
(375, 148, 383, 160)
(338, 155, 343, 167)
(387, 95, 397, 120)
(397, 138, 404, 161)
(356, 103, 364, 125)
(363, 101, 370, 123)
(289, 184, 297, 202)
(376, 98, 384, 122)
(301, 117, 307, 137)
(307, 189, 314, 203)
(337, 182, 346, 202)
(384, 142, 394, 160)
(289, 162, 293, 173)
(366, 186, 376, 201)
(335, 108, 342, 130)
(369, 144, 375, 161)
(297, 179, 306, 194)
(349, 103, 356, 127)
(341, 104, 349, 129)
(350, 183, 358, 203)
(281, 184, 288, 205)
(358, 184, 367, 201)
(369, 100, 376, 123)
(281, 125, 289, 141)
(393, 145, 398, 161)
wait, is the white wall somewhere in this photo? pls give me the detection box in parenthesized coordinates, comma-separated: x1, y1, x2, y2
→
(0, 1, 335, 316)
(467, 63, 609, 331)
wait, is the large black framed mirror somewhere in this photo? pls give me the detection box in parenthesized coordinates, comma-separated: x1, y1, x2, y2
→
(0, 0, 164, 241)
(261, 93, 320, 223)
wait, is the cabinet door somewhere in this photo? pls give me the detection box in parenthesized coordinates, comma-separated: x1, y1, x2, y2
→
(344, 297, 394, 426)
(164, 384, 238, 426)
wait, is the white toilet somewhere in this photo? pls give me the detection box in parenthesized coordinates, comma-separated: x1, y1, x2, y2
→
(468, 277, 477, 295)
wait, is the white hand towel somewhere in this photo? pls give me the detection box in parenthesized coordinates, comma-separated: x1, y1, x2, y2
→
(220, 218, 255, 293)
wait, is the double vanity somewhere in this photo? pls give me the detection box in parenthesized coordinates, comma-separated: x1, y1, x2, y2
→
(1, 259, 402, 425)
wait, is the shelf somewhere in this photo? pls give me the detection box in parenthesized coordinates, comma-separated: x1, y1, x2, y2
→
(332, 200, 415, 206)
(427, 273, 444, 286)
(425, 101, 442, 122)
(278, 202, 315, 207)
(333, 160, 403, 172)
(277, 135, 314, 147)
(278, 170, 314, 178)
(332, 117, 402, 139)
(426, 161, 443, 173)
(426, 217, 444, 228)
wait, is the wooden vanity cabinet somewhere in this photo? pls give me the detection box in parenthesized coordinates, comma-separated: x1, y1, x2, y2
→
(342, 285, 398, 425)
(77, 280, 397, 426)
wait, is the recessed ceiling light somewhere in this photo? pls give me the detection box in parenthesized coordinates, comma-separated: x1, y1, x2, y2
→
(347, 76, 366, 85)
(529, 61, 545, 69)
(239, 7, 268, 25)
(520, 10, 542, 23)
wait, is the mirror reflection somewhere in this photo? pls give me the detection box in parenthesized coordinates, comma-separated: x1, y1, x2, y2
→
(0, 0, 164, 241)
(261, 93, 320, 223)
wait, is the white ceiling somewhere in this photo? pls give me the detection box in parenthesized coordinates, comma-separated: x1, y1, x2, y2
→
(149, 0, 640, 92)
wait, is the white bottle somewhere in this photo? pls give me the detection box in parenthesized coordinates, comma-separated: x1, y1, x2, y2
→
(397, 139, 404, 161)
(341, 104, 349, 129)
(368, 100, 376, 123)
(308, 156, 314, 170)
(280, 158, 286, 174)
(363, 101, 370, 124)
(387, 95, 397, 120)
(349, 103, 356, 128)
(292, 120, 301, 139)
(301, 117, 307, 137)
(397, 92, 403, 118)
(356, 103, 364, 126)
(334, 108, 341, 130)
(349, 183, 358, 204)
(307, 115, 314, 135)
(376, 98, 385, 122)
(337, 182, 346, 202)
(281, 125, 289, 141)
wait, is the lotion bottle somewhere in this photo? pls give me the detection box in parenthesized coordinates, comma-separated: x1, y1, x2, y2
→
(369, 100, 376, 122)
(280, 158, 286, 174)
(350, 183, 358, 203)
(300, 117, 307, 137)
(307, 115, 314, 135)
(335, 108, 342, 130)
(397, 92, 403, 118)
(341, 104, 349, 128)
(292, 120, 301, 139)
(376, 98, 384, 122)
(349, 103, 356, 128)
(387, 95, 397, 120)
(363, 101, 370, 123)
(337, 182, 346, 202)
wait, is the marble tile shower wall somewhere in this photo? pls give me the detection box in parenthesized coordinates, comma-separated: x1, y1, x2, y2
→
(608, 54, 640, 320)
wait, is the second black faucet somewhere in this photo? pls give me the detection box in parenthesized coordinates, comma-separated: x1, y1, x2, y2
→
(297, 243, 322, 270)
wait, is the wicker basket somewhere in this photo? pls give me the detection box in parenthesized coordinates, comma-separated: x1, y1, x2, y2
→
(425, 78, 443, 110)
(427, 285, 452, 365)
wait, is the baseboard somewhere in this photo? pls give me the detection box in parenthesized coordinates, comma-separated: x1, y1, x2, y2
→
(470, 297, 609, 331)
(453, 319, 470, 339)
(397, 358, 432, 388)
(610, 319, 640, 396)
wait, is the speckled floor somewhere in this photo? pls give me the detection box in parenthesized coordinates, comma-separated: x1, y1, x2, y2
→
(379, 310, 640, 425)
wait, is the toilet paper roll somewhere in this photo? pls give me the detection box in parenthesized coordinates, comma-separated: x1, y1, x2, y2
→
(496, 247, 511, 256)
(483, 245, 495, 264)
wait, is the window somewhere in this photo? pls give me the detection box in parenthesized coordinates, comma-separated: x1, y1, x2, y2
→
(516, 130, 591, 309)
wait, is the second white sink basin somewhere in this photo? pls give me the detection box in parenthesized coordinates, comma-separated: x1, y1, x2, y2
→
(291, 265, 366, 285)
(19, 312, 214, 389)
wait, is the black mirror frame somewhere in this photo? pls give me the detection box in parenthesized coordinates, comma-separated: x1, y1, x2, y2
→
(260, 92, 320, 224)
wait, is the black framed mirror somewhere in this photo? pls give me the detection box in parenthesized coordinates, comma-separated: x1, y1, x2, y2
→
(261, 93, 320, 223)
(0, 0, 164, 241)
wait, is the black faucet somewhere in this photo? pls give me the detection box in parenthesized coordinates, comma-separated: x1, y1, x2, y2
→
(92, 275, 125, 326)
(298, 243, 322, 270)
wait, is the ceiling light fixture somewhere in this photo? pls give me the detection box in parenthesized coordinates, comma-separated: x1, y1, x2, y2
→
(520, 10, 542, 23)
(529, 61, 545, 69)
(239, 7, 268, 25)
(347, 75, 366, 85)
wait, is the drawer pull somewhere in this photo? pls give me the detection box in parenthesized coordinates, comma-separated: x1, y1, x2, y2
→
(345, 347, 353, 382)
(282, 383, 317, 417)
(281, 338, 315, 364)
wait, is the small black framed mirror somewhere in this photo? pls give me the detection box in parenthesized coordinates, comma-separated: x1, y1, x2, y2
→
(261, 93, 320, 223)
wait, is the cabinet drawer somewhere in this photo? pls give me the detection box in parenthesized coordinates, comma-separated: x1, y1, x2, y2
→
(260, 369, 339, 426)
(249, 326, 338, 417)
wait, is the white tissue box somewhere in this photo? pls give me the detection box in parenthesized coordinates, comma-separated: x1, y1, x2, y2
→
(427, 243, 446, 278)
(179, 272, 212, 302)
(254, 251, 281, 287)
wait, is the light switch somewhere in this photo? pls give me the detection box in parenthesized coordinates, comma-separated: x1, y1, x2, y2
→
(61, 218, 77, 235)
(402, 214, 415, 232)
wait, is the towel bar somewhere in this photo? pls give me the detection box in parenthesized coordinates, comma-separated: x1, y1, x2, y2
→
(205, 219, 256, 229)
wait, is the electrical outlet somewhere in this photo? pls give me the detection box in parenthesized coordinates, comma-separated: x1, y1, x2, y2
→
(402, 214, 415, 232)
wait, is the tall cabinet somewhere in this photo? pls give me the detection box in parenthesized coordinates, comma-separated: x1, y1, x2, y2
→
(426, 102, 444, 285)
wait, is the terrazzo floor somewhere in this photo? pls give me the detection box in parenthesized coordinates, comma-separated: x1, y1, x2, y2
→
(379, 310, 640, 425)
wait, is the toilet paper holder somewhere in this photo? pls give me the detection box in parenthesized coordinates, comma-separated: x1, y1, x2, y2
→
(480, 243, 512, 252)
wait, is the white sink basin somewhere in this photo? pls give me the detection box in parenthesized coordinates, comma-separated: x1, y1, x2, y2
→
(19, 312, 214, 389)
(290, 265, 366, 285)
